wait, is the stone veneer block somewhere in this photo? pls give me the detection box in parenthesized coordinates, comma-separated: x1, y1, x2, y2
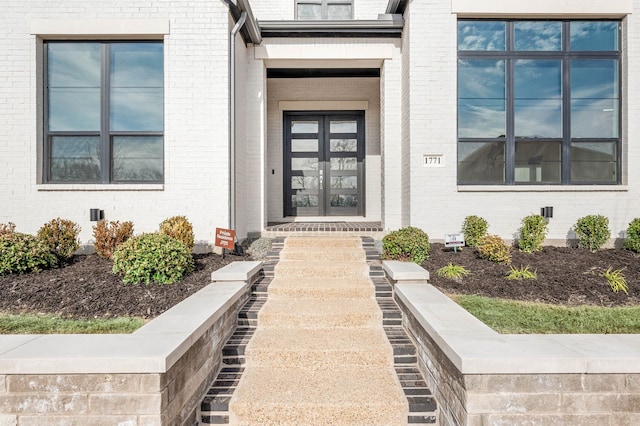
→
(210, 261, 262, 282)
(383, 260, 430, 282)
(0, 416, 16, 426)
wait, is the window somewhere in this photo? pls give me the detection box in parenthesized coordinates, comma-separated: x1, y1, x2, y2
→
(296, 0, 353, 20)
(44, 41, 164, 183)
(457, 20, 620, 185)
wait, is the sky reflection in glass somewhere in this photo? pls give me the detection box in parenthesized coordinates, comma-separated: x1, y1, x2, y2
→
(458, 21, 505, 51)
(458, 59, 506, 138)
(515, 60, 562, 137)
(48, 43, 101, 131)
(571, 60, 618, 138)
(571, 21, 618, 51)
(515, 22, 561, 51)
(110, 43, 163, 131)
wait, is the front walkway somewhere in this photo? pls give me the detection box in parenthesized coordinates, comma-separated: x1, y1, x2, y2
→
(200, 236, 437, 425)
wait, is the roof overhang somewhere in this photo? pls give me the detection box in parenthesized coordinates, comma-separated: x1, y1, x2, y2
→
(258, 17, 404, 38)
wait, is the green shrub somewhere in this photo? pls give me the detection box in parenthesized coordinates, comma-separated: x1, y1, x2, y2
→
(112, 233, 194, 285)
(92, 220, 134, 259)
(37, 218, 80, 262)
(518, 214, 548, 253)
(574, 215, 610, 251)
(382, 226, 430, 264)
(623, 218, 640, 253)
(462, 215, 488, 247)
(476, 234, 512, 264)
(506, 265, 537, 280)
(159, 216, 194, 251)
(0, 222, 16, 236)
(0, 233, 57, 275)
(436, 263, 470, 281)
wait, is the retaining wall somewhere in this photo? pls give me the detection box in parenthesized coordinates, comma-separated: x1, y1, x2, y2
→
(0, 261, 261, 426)
(387, 262, 640, 426)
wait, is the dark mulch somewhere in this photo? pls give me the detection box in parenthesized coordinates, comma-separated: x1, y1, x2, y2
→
(1, 243, 638, 321)
(424, 243, 640, 307)
(0, 253, 245, 320)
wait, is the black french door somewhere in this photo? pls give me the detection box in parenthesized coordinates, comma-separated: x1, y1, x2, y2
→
(284, 111, 365, 216)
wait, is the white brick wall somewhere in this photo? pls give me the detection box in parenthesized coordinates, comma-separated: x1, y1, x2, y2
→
(402, 0, 640, 244)
(0, 0, 231, 247)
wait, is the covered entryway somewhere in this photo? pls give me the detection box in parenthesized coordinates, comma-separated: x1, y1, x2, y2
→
(284, 111, 365, 217)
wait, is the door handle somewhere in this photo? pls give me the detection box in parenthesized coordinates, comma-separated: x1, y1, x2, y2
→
(319, 168, 323, 189)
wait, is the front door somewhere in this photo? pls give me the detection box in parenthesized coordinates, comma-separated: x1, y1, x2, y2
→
(284, 111, 365, 216)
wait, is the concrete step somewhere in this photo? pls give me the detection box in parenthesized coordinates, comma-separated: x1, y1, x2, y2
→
(267, 276, 374, 299)
(257, 298, 382, 328)
(283, 236, 363, 248)
(244, 327, 393, 368)
(229, 365, 408, 425)
(274, 260, 369, 278)
(279, 248, 366, 262)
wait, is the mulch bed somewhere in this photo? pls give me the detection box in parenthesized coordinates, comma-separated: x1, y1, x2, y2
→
(1, 243, 638, 321)
(0, 253, 245, 320)
(424, 243, 640, 307)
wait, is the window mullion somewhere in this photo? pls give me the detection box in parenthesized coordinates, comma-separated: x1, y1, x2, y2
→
(100, 43, 110, 184)
(505, 22, 515, 185)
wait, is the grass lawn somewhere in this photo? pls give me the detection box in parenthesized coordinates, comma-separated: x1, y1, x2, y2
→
(0, 314, 145, 334)
(453, 294, 640, 334)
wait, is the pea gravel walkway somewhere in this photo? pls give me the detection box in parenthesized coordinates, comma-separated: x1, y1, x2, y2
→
(228, 236, 408, 425)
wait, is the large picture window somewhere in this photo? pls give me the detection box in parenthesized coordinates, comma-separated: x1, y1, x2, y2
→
(457, 20, 621, 185)
(295, 0, 353, 20)
(45, 42, 164, 183)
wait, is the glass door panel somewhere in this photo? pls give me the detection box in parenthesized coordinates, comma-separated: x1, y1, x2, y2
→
(284, 112, 364, 216)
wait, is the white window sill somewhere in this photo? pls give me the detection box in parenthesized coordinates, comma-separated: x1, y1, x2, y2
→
(37, 184, 164, 192)
(458, 185, 628, 192)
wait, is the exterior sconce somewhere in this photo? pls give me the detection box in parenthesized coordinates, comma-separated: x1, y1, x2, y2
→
(90, 209, 104, 222)
(541, 206, 553, 219)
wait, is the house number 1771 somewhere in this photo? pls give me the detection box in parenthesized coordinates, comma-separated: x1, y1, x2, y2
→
(423, 154, 444, 167)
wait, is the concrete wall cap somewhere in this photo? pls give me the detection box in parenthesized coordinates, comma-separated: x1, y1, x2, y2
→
(396, 284, 640, 375)
(382, 260, 429, 281)
(211, 261, 263, 282)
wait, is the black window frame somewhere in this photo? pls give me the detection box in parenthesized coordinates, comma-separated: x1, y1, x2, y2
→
(43, 40, 164, 184)
(295, 0, 353, 20)
(457, 19, 622, 186)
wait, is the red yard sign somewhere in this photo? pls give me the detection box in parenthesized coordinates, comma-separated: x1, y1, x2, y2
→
(215, 228, 235, 249)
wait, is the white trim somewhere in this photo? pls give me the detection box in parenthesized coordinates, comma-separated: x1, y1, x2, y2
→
(457, 185, 628, 192)
(451, 0, 632, 17)
(279, 101, 369, 111)
(255, 44, 393, 60)
(30, 19, 169, 38)
(37, 184, 164, 192)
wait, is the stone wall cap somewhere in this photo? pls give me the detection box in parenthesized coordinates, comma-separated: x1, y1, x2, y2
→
(211, 261, 263, 282)
(396, 283, 640, 375)
(382, 260, 429, 281)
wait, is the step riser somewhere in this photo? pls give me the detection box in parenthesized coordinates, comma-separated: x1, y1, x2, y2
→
(229, 405, 408, 426)
(244, 350, 393, 368)
(268, 287, 374, 299)
(274, 265, 369, 278)
(279, 250, 366, 261)
(258, 312, 382, 328)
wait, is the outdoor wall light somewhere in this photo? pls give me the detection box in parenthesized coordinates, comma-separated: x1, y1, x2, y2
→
(90, 209, 104, 222)
(541, 206, 553, 219)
